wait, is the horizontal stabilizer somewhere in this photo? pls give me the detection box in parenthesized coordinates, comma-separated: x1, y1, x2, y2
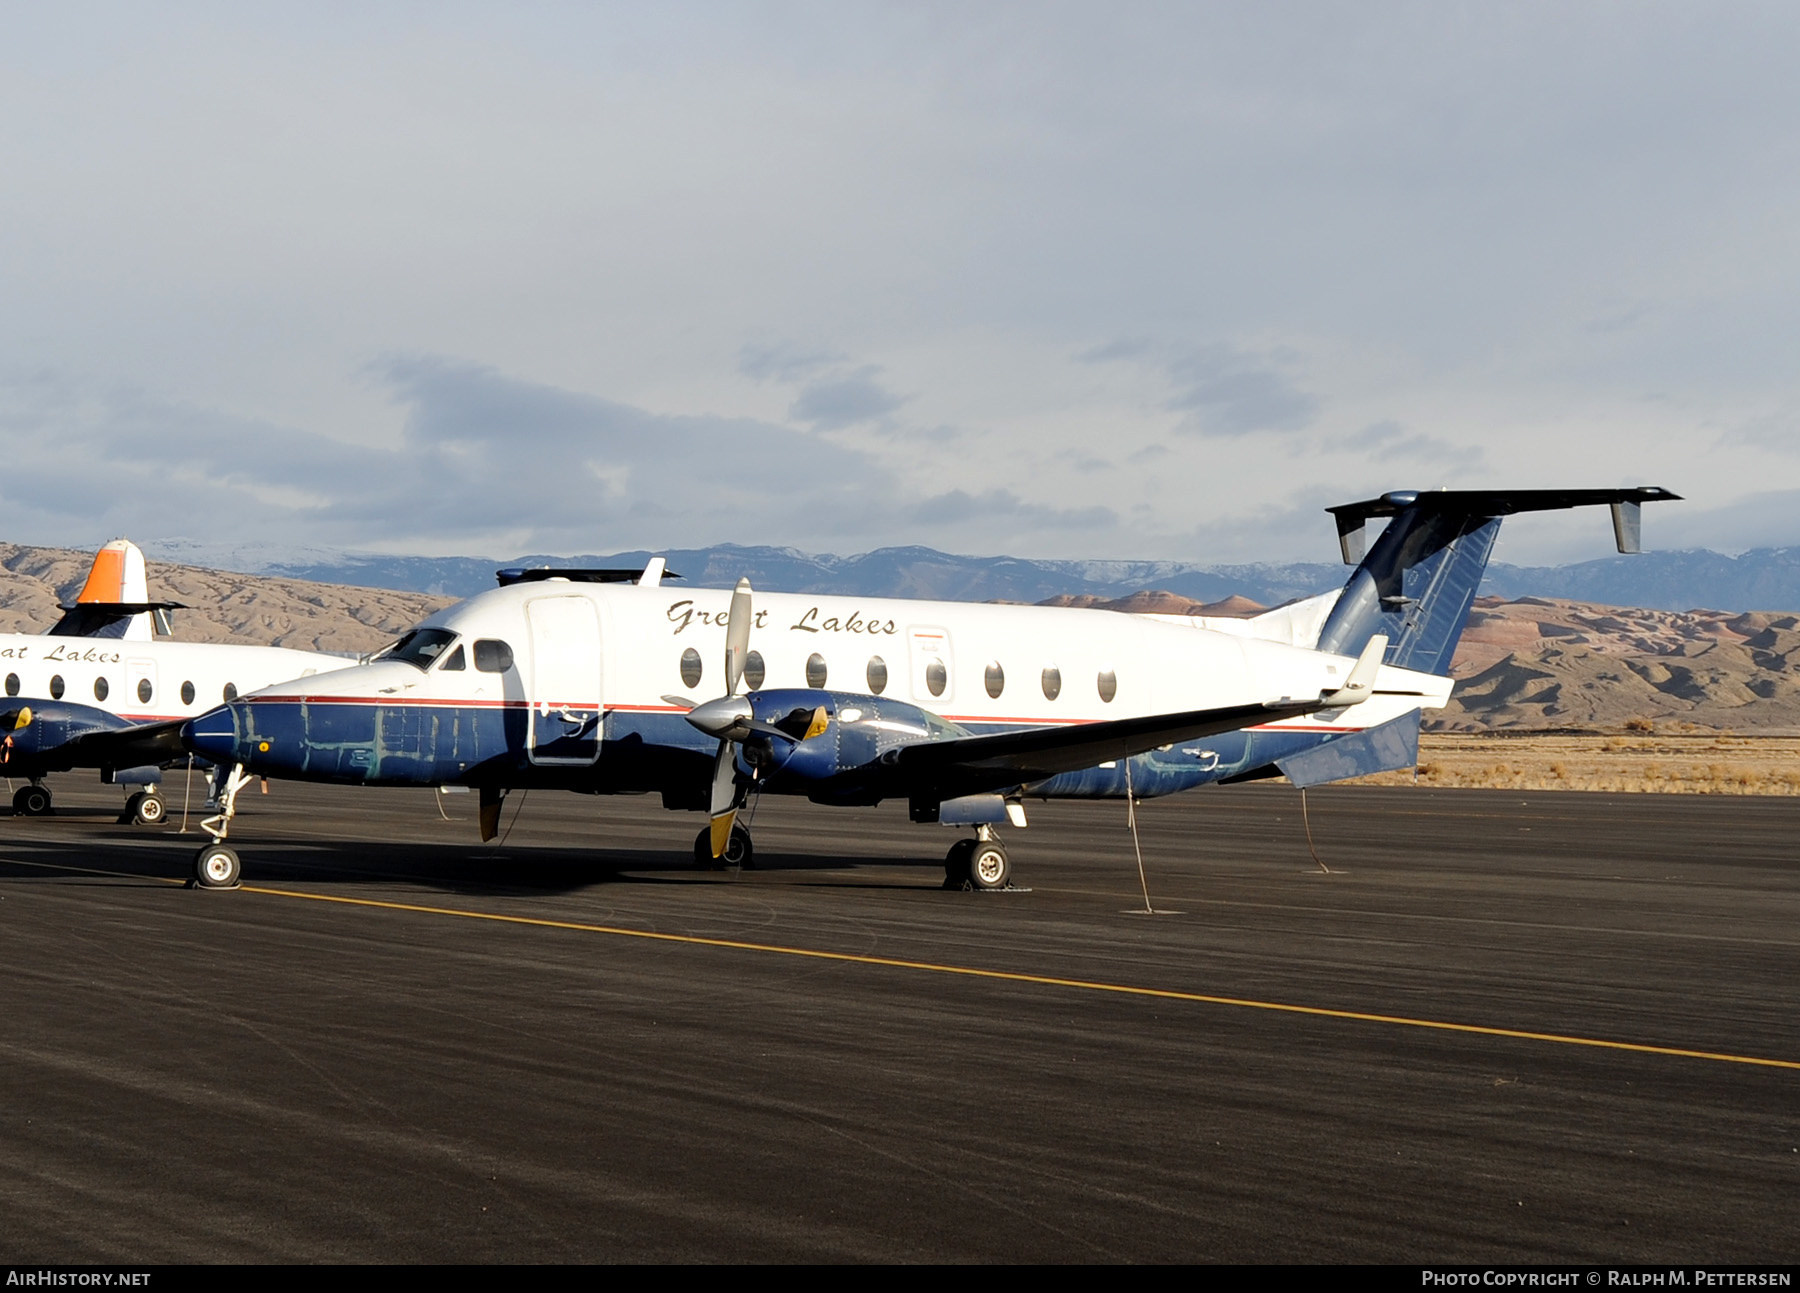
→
(1327, 487, 1679, 563)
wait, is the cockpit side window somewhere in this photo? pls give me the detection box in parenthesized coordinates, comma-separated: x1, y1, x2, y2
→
(473, 639, 514, 673)
(438, 644, 467, 672)
(386, 628, 460, 670)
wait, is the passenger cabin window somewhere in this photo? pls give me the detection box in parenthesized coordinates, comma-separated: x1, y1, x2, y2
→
(679, 647, 703, 689)
(137, 678, 153, 704)
(1097, 669, 1117, 703)
(438, 644, 467, 672)
(389, 628, 459, 670)
(744, 650, 765, 691)
(1041, 667, 1062, 701)
(925, 660, 947, 697)
(223, 683, 238, 702)
(94, 677, 110, 702)
(474, 639, 514, 673)
(805, 653, 828, 688)
(984, 662, 1005, 698)
(49, 675, 64, 700)
(866, 656, 888, 695)
(181, 681, 196, 705)
(4, 674, 16, 697)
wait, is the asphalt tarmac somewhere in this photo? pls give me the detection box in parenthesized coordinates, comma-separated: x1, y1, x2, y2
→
(2, 776, 1797, 1263)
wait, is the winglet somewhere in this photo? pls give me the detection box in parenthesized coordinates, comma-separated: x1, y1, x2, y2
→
(1319, 634, 1388, 707)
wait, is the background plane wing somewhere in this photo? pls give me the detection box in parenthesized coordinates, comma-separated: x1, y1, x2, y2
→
(58, 718, 192, 771)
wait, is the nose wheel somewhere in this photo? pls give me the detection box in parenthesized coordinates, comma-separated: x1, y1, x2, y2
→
(189, 763, 251, 889)
(193, 843, 242, 889)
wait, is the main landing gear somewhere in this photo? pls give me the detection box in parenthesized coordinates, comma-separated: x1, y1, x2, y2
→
(189, 762, 251, 889)
(694, 823, 754, 870)
(12, 782, 51, 816)
(943, 825, 1011, 891)
(122, 787, 166, 825)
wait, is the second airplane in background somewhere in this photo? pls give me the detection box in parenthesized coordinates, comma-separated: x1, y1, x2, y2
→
(2, 539, 334, 822)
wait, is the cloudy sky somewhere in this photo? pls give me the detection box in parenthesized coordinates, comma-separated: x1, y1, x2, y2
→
(4, 3, 1798, 567)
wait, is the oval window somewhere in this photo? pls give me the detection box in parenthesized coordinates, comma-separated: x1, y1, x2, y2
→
(984, 662, 1005, 698)
(1097, 669, 1117, 703)
(925, 659, 947, 697)
(1041, 666, 1062, 701)
(866, 656, 888, 695)
(679, 647, 703, 689)
(137, 678, 153, 704)
(806, 653, 828, 689)
(181, 680, 196, 705)
(3, 673, 16, 697)
(49, 675, 64, 700)
(744, 650, 765, 690)
(223, 683, 238, 702)
(94, 677, 110, 702)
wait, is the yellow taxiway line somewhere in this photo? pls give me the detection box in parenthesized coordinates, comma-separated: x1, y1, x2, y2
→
(8, 855, 1797, 1072)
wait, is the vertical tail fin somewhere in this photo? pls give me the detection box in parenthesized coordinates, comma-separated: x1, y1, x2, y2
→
(1315, 488, 1679, 674)
(49, 539, 184, 640)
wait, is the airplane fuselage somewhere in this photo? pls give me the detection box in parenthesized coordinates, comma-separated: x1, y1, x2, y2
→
(189, 580, 1446, 803)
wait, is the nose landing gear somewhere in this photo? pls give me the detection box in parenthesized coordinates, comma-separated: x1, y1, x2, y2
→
(190, 763, 250, 889)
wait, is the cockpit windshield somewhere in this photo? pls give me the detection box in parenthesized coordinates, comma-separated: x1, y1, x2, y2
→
(383, 628, 460, 670)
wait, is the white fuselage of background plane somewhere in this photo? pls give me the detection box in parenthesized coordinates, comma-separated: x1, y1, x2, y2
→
(0, 634, 332, 724)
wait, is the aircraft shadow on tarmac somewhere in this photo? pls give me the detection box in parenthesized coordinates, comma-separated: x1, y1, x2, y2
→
(0, 822, 953, 896)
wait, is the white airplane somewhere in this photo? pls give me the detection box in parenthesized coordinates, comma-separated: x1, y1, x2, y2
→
(2, 539, 333, 822)
(180, 488, 1676, 890)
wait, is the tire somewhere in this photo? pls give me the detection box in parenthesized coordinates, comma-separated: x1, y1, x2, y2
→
(943, 838, 975, 888)
(13, 784, 51, 816)
(692, 824, 754, 870)
(967, 841, 1010, 891)
(193, 844, 241, 889)
(133, 793, 166, 826)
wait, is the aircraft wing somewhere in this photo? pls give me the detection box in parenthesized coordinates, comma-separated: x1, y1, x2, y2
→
(56, 718, 191, 771)
(890, 696, 1330, 796)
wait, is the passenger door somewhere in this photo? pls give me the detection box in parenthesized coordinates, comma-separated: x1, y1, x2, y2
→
(526, 596, 603, 765)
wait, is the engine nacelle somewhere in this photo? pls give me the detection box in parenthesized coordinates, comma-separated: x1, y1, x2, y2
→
(738, 688, 967, 799)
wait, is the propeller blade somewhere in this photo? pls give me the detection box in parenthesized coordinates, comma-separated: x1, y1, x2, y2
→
(723, 577, 752, 695)
(708, 740, 740, 858)
(661, 694, 698, 710)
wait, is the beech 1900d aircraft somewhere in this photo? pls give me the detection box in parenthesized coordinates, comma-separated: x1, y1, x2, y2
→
(3, 539, 334, 823)
(179, 488, 1676, 890)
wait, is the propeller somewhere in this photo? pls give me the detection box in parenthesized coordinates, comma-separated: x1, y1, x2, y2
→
(663, 577, 832, 859)
(665, 578, 754, 860)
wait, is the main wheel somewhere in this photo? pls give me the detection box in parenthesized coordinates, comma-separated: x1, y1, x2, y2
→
(967, 840, 1011, 891)
(193, 844, 241, 889)
(13, 784, 51, 816)
(943, 838, 975, 888)
(132, 792, 166, 826)
(692, 824, 754, 869)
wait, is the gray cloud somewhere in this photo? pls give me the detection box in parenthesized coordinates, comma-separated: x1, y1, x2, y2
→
(738, 341, 848, 384)
(1166, 346, 1319, 436)
(787, 366, 909, 430)
(1340, 420, 1485, 469)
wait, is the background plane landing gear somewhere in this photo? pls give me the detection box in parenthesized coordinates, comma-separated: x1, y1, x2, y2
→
(693, 823, 754, 870)
(123, 789, 166, 825)
(190, 763, 250, 889)
(944, 826, 1012, 891)
(13, 783, 51, 816)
